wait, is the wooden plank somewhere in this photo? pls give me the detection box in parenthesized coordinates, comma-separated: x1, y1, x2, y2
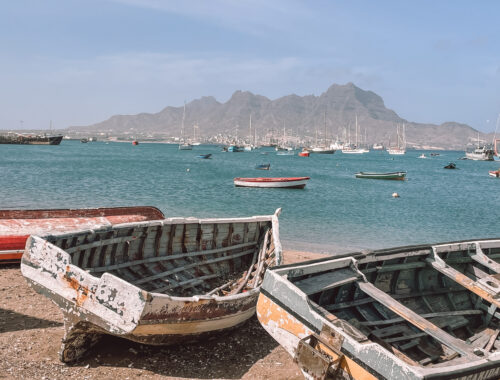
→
(360, 310, 482, 326)
(428, 256, 500, 309)
(293, 268, 359, 295)
(357, 281, 477, 358)
(132, 248, 255, 286)
(88, 242, 256, 273)
(325, 287, 464, 312)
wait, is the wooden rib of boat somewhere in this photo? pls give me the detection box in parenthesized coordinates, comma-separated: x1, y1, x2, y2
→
(234, 177, 310, 189)
(21, 209, 282, 363)
(355, 171, 406, 180)
(0, 206, 164, 264)
(257, 239, 500, 380)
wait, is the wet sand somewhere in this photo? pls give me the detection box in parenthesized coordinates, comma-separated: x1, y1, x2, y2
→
(0, 249, 326, 379)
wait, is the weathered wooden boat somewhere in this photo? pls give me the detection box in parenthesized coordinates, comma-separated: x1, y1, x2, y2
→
(0, 206, 164, 264)
(355, 171, 406, 180)
(257, 239, 500, 379)
(234, 177, 310, 189)
(21, 209, 282, 363)
(255, 163, 271, 170)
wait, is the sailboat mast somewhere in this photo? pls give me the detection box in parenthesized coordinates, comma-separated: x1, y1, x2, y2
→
(181, 102, 186, 142)
(324, 111, 327, 147)
(355, 115, 358, 146)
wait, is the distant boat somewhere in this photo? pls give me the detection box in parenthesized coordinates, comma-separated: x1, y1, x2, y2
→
(465, 146, 494, 161)
(196, 153, 212, 159)
(234, 177, 310, 189)
(489, 170, 500, 177)
(298, 150, 310, 157)
(372, 143, 384, 150)
(0, 133, 63, 145)
(228, 145, 244, 152)
(430, 153, 441, 156)
(342, 145, 366, 154)
(444, 162, 457, 169)
(465, 133, 494, 160)
(80, 138, 88, 143)
(255, 163, 270, 170)
(418, 153, 426, 158)
(387, 124, 406, 155)
(178, 102, 192, 150)
(309, 111, 336, 154)
(132, 140, 139, 146)
(276, 150, 294, 156)
(355, 171, 406, 180)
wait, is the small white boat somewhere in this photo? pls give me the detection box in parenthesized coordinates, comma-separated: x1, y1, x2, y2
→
(234, 177, 310, 189)
(418, 153, 427, 158)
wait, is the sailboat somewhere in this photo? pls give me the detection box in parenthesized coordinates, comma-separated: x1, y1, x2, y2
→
(310, 111, 335, 154)
(387, 123, 406, 155)
(342, 115, 366, 154)
(191, 123, 201, 146)
(178, 102, 192, 150)
(244, 115, 255, 151)
(275, 121, 293, 153)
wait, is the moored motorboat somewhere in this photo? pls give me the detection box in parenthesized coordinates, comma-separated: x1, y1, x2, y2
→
(355, 171, 406, 180)
(298, 149, 310, 157)
(257, 238, 500, 380)
(489, 170, 500, 177)
(21, 209, 282, 363)
(255, 163, 270, 170)
(444, 162, 457, 169)
(234, 177, 310, 189)
(196, 153, 212, 159)
(0, 207, 165, 264)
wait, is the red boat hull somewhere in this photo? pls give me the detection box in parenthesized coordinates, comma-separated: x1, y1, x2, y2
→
(0, 206, 164, 264)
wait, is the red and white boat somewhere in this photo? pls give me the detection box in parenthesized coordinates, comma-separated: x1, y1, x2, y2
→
(234, 177, 310, 189)
(298, 151, 310, 157)
(0, 206, 164, 264)
(489, 170, 500, 177)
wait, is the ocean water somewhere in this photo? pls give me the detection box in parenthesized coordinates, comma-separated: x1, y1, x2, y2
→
(1, 141, 499, 254)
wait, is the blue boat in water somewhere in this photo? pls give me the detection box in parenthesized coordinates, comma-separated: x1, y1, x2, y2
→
(196, 154, 212, 159)
(255, 163, 270, 170)
(228, 145, 244, 152)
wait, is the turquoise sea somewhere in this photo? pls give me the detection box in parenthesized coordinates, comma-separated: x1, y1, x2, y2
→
(1, 141, 499, 254)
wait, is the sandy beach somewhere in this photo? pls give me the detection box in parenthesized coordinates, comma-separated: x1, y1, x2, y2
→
(0, 249, 326, 380)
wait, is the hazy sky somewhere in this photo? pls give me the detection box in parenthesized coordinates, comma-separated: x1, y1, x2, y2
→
(1, 1, 499, 131)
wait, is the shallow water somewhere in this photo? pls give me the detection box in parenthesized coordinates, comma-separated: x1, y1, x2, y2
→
(1, 141, 499, 254)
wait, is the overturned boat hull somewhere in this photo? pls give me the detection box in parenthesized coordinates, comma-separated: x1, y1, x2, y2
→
(22, 210, 282, 362)
(257, 239, 500, 379)
(0, 206, 164, 264)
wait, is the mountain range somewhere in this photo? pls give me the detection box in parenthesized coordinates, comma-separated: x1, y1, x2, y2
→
(69, 82, 487, 150)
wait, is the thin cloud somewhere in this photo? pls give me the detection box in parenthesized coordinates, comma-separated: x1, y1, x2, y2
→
(106, 0, 316, 35)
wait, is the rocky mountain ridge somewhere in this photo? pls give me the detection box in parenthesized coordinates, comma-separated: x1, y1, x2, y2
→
(69, 83, 486, 150)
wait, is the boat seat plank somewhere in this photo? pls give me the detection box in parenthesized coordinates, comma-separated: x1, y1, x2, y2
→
(469, 244, 500, 274)
(293, 268, 360, 295)
(357, 281, 478, 358)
